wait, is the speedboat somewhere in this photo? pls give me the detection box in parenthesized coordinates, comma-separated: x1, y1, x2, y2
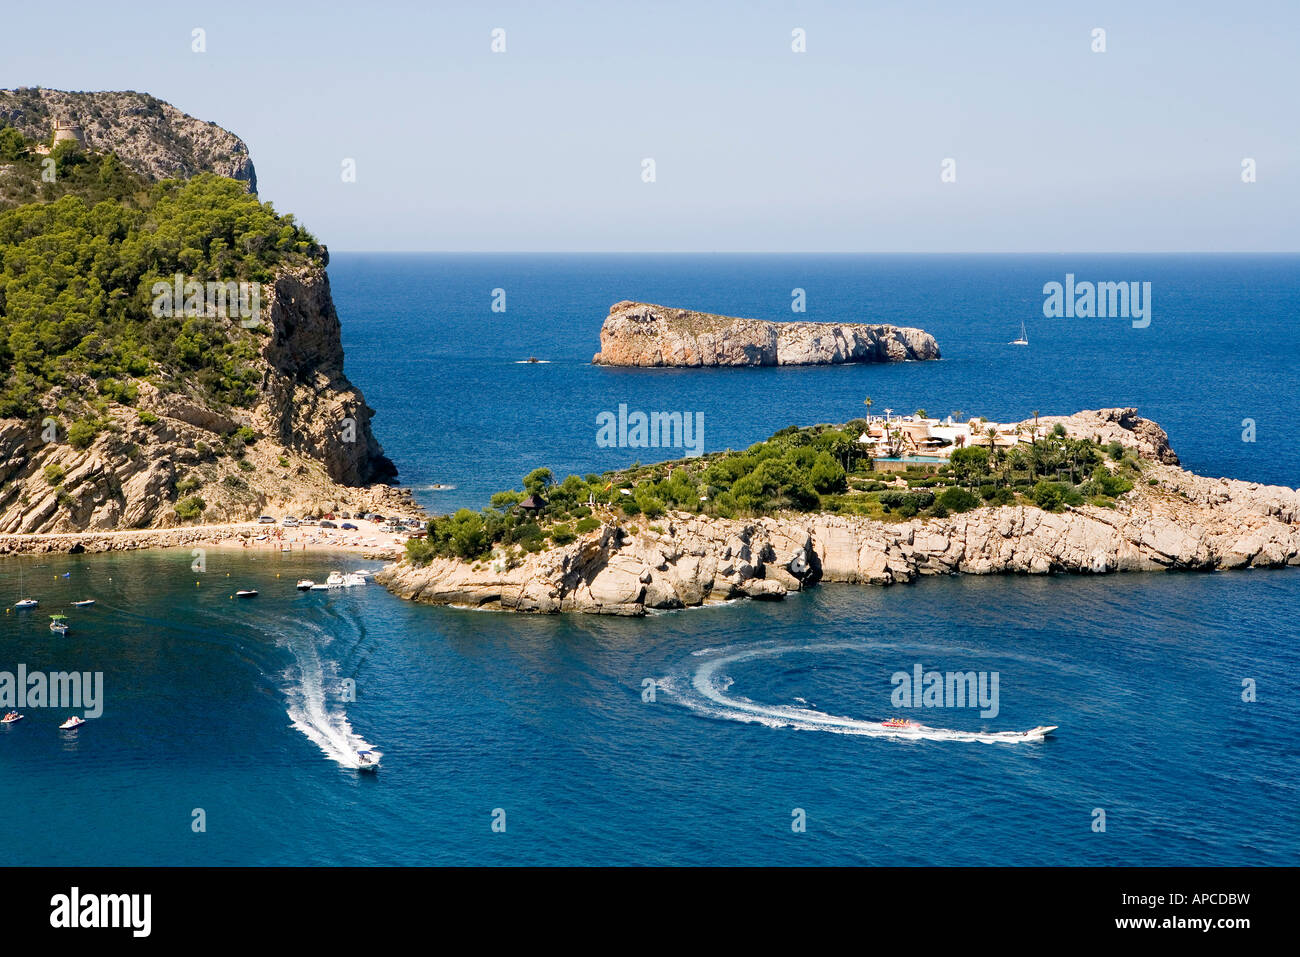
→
(355, 749, 381, 772)
(71, 599, 95, 608)
(14, 598, 38, 609)
(325, 571, 345, 588)
(59, 716, 86, 730)
(881, 718, 918, 729)
(235, 589, 258, 598)
(342, 572, 367, 588)
(1021, 725, 1058, 738)
(1, 712, 23, 725)
(296, 579, 315, 590)
(49, 614, 69, 635)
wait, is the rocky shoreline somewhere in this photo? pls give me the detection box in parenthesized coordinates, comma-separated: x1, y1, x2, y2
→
(376, 411, 1300, 616)
(591, 300, 941, 366)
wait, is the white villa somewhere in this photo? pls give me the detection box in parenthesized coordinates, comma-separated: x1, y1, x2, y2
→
(857, 412, 1044, 464)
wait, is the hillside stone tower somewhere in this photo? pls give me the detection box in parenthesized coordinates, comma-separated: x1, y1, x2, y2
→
(52, 117, 85, 146)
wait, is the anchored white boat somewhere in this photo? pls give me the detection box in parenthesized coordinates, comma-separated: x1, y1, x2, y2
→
(59, 716, 86, 730)
(295, 579, 315, 591)
(49, 614, 69, 635)
(71, 599, 95, 608)
(356, 749, 382, 772)
(14, 598, 38, 609)
(235, 589, 258, 598)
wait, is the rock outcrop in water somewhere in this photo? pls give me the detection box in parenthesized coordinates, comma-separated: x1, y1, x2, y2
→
(377, 410, 1300, 615)
(591, 301, 941, 366)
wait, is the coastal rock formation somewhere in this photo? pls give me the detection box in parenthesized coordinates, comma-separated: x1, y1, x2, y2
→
(591, 301, 941, 367)
(0, 88, 257, 191)
(0, 264, 400, 535)
(377, 411, 1300, 615)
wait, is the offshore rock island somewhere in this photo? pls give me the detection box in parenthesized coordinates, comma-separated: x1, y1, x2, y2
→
(591, 300, 941, 366)
(378, 409, 1300, 616)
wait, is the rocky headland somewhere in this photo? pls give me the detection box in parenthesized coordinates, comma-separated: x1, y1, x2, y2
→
(591, 300, 941, 367)
(377, 410, 1300, 615)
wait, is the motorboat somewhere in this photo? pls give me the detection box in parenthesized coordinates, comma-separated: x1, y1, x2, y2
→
(49, 614, 69, 635)
(14, 598, 38, 609)
(1, 712, 23, 725)
(59, 716, 86, 730)
(296, 579, 315, 590)
(342, 572, 367, 588)
(355, 749, 381, 772)
(309, 582, 331, 591)
(1021, 725, 1058, 738)
(235, 589, 258, 598)
(325, 571, 345, 588)
(71, 599, 95, 608)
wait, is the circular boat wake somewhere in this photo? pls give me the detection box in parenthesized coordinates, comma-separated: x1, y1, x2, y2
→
(667, 642, 1054, 745)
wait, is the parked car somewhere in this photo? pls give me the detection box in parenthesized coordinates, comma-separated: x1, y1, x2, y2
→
(340, 522, 358, 530)
(282, 517, 299, 527)
(323, 513, 335, 520)
(320, 520, 337, 529)
(257, 516, 276, 524)
(300, 519, 319, 527)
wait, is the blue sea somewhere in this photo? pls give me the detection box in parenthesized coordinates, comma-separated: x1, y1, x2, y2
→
(2, 254, 1298, 865)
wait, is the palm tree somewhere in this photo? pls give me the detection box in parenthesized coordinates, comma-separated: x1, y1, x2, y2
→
(951, 409, 964, 424)
(986, 427, 1000, 483)
(915, 408, 928, 419)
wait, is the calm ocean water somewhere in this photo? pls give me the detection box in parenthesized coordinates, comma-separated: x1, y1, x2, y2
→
(2, 254, 1297, 865)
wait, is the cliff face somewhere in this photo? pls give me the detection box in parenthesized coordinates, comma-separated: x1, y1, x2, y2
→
(591, 301, 941, 367)
(0, 265, 399, 535)
(376, 411, 1299, 615)
(0, 88, 256, 191)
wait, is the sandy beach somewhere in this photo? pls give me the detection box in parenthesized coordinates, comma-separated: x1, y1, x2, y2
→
(0, 516, 420, 559)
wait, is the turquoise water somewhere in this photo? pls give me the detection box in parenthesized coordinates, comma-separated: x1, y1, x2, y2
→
(2, 254, 1298, 865)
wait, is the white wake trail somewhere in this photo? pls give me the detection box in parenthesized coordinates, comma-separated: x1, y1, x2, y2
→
(282, 629, 379, 769)
(680, 643, 1053, 745)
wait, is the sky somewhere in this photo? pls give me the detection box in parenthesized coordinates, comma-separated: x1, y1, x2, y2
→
(3, 0, 1296, 252)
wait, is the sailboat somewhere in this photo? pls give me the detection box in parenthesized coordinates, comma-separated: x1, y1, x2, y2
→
(14, 563, 37, 609)
(1009, 320, 1029, 346)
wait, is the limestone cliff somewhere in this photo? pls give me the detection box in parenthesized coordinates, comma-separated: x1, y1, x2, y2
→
(0, 88, 256, 192)
(591, 301, 941, 367)
(376, 410, 1299, 615)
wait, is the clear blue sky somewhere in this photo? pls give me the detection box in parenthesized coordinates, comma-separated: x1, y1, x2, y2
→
(5, 0, 1296, 252)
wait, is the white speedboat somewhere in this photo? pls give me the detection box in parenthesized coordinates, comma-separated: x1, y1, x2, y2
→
(1021, 725, 1058, 738)
(49, 614, 69, 635)
(71, 599, 95, 608)
(356, 749, 381, 772)
(325, 571, 345, 588)
(342, 572, 367, 588)
(14, 598, 38, 609)
(1, 712, 23, 725)
(296, 579, 315, 590)
(235, 589, 258, 598)
(59, 716, 86, 730)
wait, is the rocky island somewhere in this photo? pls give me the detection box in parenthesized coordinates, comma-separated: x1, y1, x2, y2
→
(0, 89, 409, 542)
(591, 300, 941, 366)
(378, 409, 1300, 615)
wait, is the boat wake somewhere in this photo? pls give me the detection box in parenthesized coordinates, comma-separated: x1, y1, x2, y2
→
(665, 642, 1054, 745)
(281, 625, 379, 769)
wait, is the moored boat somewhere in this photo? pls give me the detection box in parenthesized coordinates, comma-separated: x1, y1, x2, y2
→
(49, 614, 69, 635)
(296, 579, 315, 590)
(235, 589, 258, 598)
(71, 599, 95, 608)
(59, 716, 86, 730)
